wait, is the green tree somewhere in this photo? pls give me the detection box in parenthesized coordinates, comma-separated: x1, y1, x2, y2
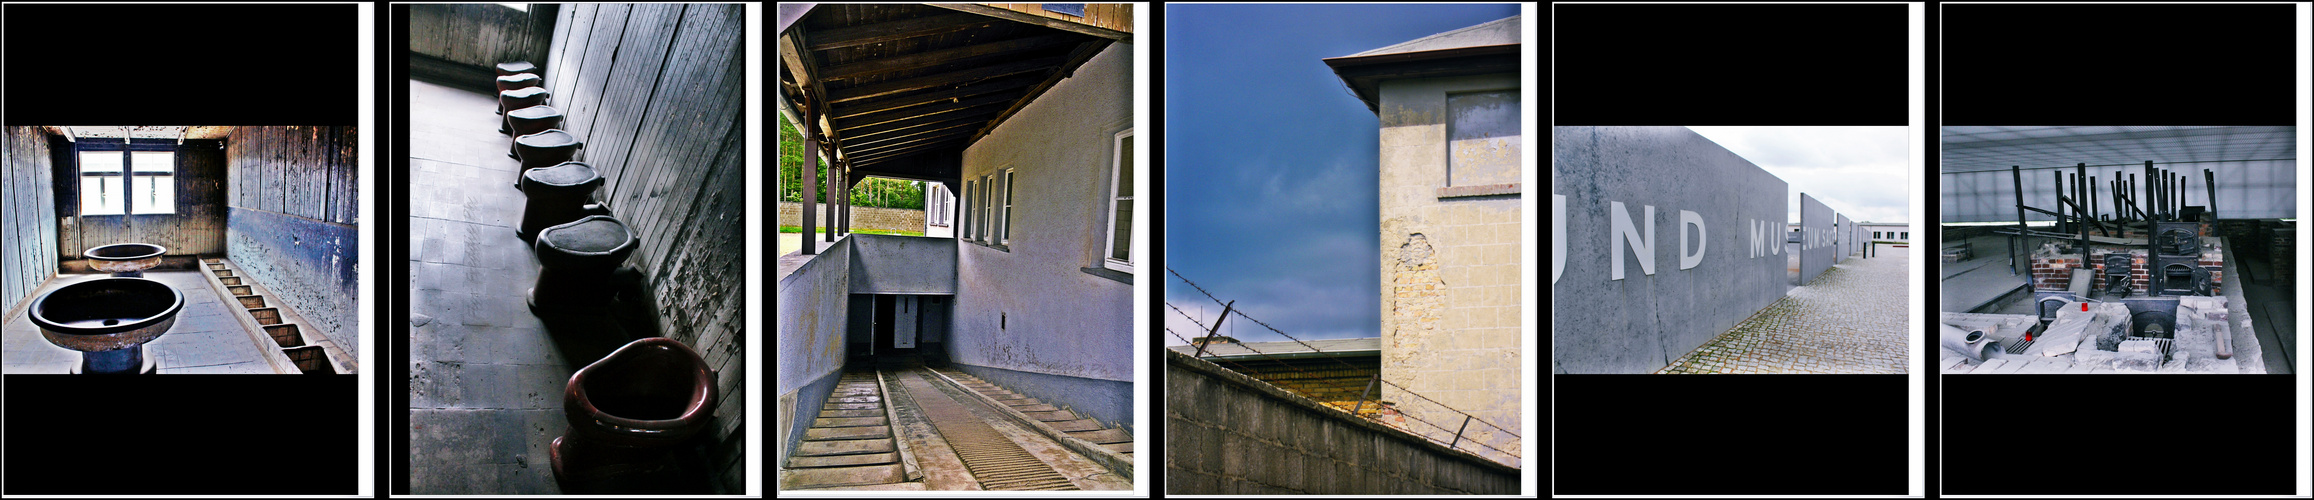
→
(781, 116, 926, 210)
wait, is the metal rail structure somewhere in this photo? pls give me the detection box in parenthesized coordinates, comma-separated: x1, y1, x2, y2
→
(1996, 161, 2218, 296)
(1164, 268, 1522, 466)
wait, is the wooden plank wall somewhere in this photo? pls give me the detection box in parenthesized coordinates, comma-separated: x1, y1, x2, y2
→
(408, 3, 557, 71)
(542, 4, 747, 492)
(2, 126, 61, 316)
(225, 126, 362, 358)
(979, 3, 1133, 33)
(52, 140, 228, 258)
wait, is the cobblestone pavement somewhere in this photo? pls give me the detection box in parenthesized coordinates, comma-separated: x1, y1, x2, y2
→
(1660, 246, 1910, 374)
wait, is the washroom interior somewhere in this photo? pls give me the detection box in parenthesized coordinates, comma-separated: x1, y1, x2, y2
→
(1, 125, 359, 375)
(402, 3, 746, 494)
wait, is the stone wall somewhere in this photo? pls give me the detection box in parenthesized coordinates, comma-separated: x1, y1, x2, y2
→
(1552, 126, 1791, 374)
(779, 202, 927, 233)
(1166, 351, 1519, 494)
(1375, 73, 1522, 464)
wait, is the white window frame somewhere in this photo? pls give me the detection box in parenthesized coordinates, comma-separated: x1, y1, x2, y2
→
(77, 147, 176, 216)
(999, 168, 1014, 245)
(1101, 128, 1134, 273)
(961, 180, 975, 239)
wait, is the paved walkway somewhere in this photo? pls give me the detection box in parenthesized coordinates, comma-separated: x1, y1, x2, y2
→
(1659, 245, 1911, 374)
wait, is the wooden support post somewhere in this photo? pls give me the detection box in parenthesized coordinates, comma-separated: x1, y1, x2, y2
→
(801, 111, 820, 254)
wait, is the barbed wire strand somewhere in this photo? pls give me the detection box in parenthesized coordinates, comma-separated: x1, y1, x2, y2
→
(1167, 267, 1522, 440)
(1163, 303, 1521, 461)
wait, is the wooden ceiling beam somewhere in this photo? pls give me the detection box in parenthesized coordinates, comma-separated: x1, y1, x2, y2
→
(821, 33, 1081, 82)
(843, 112, 1000, 145)
(832, 72, 1045, 120)
(848, 129, 977, 156)
(779, 25, 845, 156)
(845, 119, 986, 150)
(850, 139, 967, 164)
(825, 55, 1066, 104)
(968, 39, 1112, 145)
(838, 106, 1002, 137)
(925, 3, 1132, 44)
(806, 12, 1000, 51)
(833, 91, 1021, 131)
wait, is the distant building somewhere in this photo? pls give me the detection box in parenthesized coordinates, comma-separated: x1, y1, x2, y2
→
(1326, 14, 1522, 467)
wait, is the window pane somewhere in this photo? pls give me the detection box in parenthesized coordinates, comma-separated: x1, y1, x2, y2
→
(131, 151, 173, 173)
(1002, 171, 1014, 243)
(1447, 90, 1520, 186)
(79, 151, 123, 173)
(81, 176, 124, 215)
(131, 175, 174, 214)
(1109, 199, 1131, 261)
(1118, 135, 1133, 195)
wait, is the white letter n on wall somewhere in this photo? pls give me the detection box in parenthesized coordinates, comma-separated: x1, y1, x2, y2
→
(1679, 210, 1705, 270)
(1611, 201, 1654, 280)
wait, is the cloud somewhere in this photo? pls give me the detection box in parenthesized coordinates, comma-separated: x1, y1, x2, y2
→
(1687, 126, 1913, 224)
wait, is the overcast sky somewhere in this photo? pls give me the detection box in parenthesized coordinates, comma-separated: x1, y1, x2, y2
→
(1686, 126, 1913, 225)
(1161, 4, 1521, 347)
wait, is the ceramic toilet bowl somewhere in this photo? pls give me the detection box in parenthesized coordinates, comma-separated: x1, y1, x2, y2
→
(505, 105, 565, 148)
(496, 72, 542, 93)
(513, 129, 583, 186)
(551, 337, 719, 490)
(498, 86, 550, 118)
(518, 162, 604, 241)
(496, 61, 537, 76)
(530, 215, 636, 312)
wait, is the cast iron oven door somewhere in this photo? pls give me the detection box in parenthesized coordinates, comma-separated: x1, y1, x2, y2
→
(2104, 254, 2133, 297)
(2157, 227, 2198, 256)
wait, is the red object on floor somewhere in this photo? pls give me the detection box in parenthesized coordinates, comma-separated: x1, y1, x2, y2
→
(2082, 303, 2089, 311)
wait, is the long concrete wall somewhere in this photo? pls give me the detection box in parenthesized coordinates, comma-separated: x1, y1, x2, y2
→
(776, 240, 851, 468)
(1836, 213, 1853, 263)
(1799, 193, 1835, 284)
(847, 234, 956, 295)
(1166, 351, 1519, 494)
(951, 43, 1134, 413)
(1550, 126, 1790, 374)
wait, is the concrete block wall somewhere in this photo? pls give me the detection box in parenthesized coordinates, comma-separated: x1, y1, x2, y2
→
(1166, 351, 1519, 494)
(1552, 126, 1790, 374)
(951, 42, 1134, 421)
(1799, 193, 1835, 284)
(778, 202, 926, 233)
(776, 239, 851, 468)
(1374, 73, 1522, 459)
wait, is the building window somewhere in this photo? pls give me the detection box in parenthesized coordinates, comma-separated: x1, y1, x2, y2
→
(929, 185, 950, 228)
(1901, 231, 1908, 240)
(77, 149, 174, 216)
(1000, 169, 1015, 244)
(1446, 90, 1519, 188)
(961, 180, 975, 239)
(1103, 129, 1134, 272)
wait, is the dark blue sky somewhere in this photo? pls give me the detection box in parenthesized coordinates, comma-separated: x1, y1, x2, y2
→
(1162, 4, 1521, 344)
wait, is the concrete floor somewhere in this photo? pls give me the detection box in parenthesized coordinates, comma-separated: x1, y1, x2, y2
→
(3, 271, 273, 374)
(405, 77, 578, 494)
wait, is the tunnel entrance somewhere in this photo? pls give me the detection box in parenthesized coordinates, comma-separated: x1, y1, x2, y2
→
(850, 294, 951, 364)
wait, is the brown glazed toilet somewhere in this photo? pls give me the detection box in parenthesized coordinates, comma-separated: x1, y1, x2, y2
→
(504, 105, 565, 152)
(496, 72, 542, 93)
(513, 129, 583, 187)
(497, 86, 549, 118)
(551, 337, 719, 492)
(530, 215, 636, 313)
(495, 60, 536, 77)
(517, 162, 604, 242)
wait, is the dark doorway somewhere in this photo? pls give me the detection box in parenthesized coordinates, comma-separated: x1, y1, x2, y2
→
(872, 294, 896, 353)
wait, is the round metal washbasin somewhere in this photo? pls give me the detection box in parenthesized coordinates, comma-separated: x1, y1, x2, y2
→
(85, 243, 167, 277)
(28, 277, 184, 353)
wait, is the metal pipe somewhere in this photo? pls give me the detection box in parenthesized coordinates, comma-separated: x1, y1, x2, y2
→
(2014, 165, 2031, 286)
(2077, 163, 2090, 265)
(2204, 169, 2218, 219)
(2143, 161, 2156, 222)
(1941, 323, 1996, 362)
(2055, 170, 2068, 232)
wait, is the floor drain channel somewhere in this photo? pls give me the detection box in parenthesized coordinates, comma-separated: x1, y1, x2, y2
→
(2123, 336, 2176, 360)
(894, 371, 1078, 491)
(2003, 338, 2038, 354)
